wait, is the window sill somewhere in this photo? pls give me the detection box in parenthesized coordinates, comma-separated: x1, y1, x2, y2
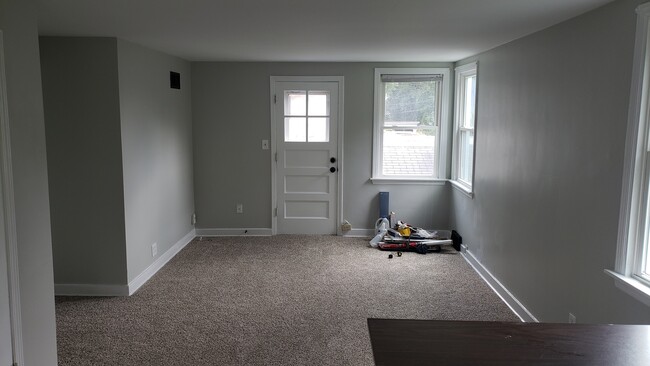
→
(604, 269, 650, 307)
(450, 180, 474, 198)
(370, 178, 447, 185)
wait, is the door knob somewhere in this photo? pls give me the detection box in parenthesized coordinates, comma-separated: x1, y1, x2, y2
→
(330, 167, 337, 173)
(330, 157, 336, 163)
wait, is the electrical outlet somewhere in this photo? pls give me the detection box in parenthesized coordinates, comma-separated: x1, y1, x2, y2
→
(261, 139, 270, 150)
(236, 203, 243, 214)
(191, 213, 196, 225)
(568, 313, 576, 324)
(151, 242, 158, 257)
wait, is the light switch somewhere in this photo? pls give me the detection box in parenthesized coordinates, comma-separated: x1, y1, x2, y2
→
(262, 139, 270, 150)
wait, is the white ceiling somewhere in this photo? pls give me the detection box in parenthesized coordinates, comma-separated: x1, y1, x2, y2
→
(36, 0, 615, 62)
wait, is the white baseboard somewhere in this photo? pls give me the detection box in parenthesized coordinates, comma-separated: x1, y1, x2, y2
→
(55, 283, 129, 296)
(128, 229, 196, 295)
(55, 229, 197, 297)
(342, 228, 374, 237)
(195, 228, 272, 236)
(461, 244, 538, 323)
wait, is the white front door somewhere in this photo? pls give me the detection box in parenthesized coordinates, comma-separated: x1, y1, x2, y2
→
(273, 79, 341, 234)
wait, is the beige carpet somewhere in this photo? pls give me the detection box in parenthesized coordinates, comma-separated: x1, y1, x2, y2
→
(55, 235, 519, 365)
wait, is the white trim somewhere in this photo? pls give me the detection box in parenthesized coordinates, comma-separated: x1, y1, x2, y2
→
(55, 229, 197, 296)
(370, 178, 447, 185)
(342, 228, 374, 238)
(54, 283, 129, 297)
(195, 228, 273, 236)
(127, 229, 196, 295)
(0, 30, 23, 366)
(372, 67, 451, 181)
(461, 245, 538, 323)
(450, 180, 474, 198)
(270, 76, 345, 236)
(605, 269, 650, 307)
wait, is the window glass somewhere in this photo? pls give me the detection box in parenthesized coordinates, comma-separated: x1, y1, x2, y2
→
(463, 75, 476, 128)
(382, 129, 435, 176)
(285, 117, 306, 142)
(308, 118, 329, 142)
(308, 91, 329, 116)
(372, 68, 449, 181)
(285, 91, 306, 116)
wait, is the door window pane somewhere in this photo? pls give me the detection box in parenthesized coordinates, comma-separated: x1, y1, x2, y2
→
(285, 91, 306, 116)
(308, 91, 329, 116)
(285, 117, 306, 142)
(308, 118, 329, 142)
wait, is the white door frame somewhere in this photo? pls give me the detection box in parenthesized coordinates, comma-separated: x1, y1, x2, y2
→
(270, 76, 345, 235)
(0, 30, 24, 366)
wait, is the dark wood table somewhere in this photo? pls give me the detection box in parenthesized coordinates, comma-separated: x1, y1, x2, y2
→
(367, 318, 650, 365)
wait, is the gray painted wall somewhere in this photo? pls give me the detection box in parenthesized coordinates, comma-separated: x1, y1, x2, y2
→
(0, 0, 58, 364)
(450, 0, 650, 323)
(117, 40, 195, 282)
(191, 62, 452, 232)
(40, 37, 128, 285)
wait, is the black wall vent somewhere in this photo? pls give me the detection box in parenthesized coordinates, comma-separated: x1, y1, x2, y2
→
(170, 71, 180, 89)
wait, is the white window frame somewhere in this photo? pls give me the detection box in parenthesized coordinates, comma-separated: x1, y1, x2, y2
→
(451, 62, 478, 197)
(371, 68, 450, 185)
(606, 3, 650, 307)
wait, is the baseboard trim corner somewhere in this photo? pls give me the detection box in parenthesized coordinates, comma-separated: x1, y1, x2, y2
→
(55, 283, 129, 297)
(128, 229, 196, 295)
(461, 245, 538, 323)
(342, 228, 374, 238)
(195, 228, 272, 236)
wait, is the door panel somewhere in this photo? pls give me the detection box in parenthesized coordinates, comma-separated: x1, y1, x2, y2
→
(275, 81, 339, 234)
(285, 176, 329, 194)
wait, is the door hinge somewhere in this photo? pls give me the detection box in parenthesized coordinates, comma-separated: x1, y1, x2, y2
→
(274, 207, 278, 217)
(274, 94, 277, 104)
(274, 152, 277, 162)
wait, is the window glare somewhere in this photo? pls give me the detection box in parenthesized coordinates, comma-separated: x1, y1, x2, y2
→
(308, 91, 329, 116)
(307, 117, 329, 142)
(285, 91, 306, 116)
(285, 117, 306, 142)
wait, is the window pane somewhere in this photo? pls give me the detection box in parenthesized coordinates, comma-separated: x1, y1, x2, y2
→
(382, 128, 435, 176)
(285, 91, 306, 116)
(383, 80, 437, 129)
(459, 130, 474, 184)
(307, 117, 329, 142)
(463, 75, 476, 128)
(284, 117, 306, 142)
(308, 91, 329, 116)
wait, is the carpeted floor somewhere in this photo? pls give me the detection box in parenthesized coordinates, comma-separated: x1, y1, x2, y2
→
(55, 235, 519, 365)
